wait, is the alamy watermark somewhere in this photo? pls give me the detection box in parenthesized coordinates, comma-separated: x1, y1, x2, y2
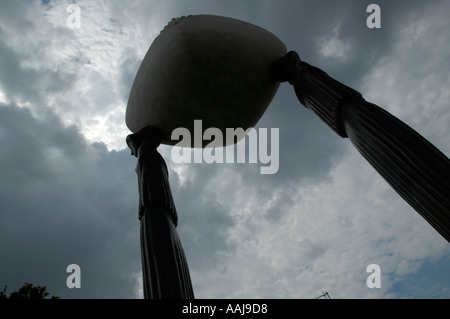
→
(66, 264, 81, 289)
(366, 4, 381, 29)
(64, 4, 380, 30)
(66, 4, 81, 29)
(366, 264, 381, 288)
(171, 120, 279, 175)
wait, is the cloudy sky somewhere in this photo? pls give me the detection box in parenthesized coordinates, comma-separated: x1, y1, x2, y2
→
(0, 0, 449, 299)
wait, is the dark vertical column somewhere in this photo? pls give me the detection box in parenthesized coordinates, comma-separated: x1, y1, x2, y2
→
(127, 126, 195, 299)
(270, 51, 450, 243)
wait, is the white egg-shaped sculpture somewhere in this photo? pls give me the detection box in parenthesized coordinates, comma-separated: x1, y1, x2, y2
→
(126, 14, 286, 147)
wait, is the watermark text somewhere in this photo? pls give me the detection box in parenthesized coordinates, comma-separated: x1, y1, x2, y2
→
(66, 4, 81, 29)
(366, 264, 381, 288)
(366, 4, 381, 29)
(66, 264, 81, 289)
(171, 120, 279, 175)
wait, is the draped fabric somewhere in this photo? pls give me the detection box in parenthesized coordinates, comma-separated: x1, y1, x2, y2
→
(140, 206, 194, 299)
(128, 127, 194, 299)
(271, 51, 450, 243)
(342, 100, 450, 242)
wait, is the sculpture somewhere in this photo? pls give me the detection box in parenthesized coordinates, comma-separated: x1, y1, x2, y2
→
(126, 15, 450, 299)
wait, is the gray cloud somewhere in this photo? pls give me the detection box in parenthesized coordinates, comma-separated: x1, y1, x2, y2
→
(0, 103, 141, 298)
(0, 0, 449, 299)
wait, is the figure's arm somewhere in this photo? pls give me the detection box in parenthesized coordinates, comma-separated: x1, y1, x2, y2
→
(271, 51, 450, 242)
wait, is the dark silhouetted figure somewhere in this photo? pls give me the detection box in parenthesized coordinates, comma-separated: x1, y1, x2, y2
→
(127, 126, 194, 299)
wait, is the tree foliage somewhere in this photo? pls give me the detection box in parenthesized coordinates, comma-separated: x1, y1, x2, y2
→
(0, 282, 59, 299)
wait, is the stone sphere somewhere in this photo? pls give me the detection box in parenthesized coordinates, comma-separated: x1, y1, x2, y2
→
(126, 14, 286, 147)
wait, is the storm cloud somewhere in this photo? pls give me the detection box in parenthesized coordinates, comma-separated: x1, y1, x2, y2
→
(0, 0, 449, 299)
